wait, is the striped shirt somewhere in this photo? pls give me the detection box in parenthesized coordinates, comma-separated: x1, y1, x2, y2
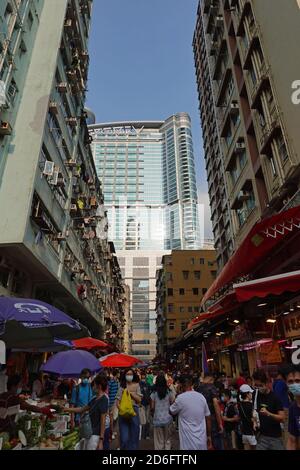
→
(108, 379, 119, 408)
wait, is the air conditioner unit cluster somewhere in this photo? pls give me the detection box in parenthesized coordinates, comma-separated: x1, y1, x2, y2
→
(66, 117, 77, 127)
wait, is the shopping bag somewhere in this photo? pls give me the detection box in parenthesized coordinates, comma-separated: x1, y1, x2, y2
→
(119, 389, 136, 419)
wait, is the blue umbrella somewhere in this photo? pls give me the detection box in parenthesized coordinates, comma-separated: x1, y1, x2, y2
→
(0, 297, 89, 349)
(41, 349, 102, 378)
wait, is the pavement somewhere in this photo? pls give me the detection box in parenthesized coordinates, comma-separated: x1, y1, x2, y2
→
(110, 423, 180, 451)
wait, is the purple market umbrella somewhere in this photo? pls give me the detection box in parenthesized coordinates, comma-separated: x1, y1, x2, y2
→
(41, 350, 102, 378)
(0, 297, 90, 349)
(12, 338, 74, 353)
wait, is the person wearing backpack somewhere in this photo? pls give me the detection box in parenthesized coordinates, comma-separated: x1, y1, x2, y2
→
(238, 384, 258, 450)
(116, 369, 142, 450)
(70, 368, 94, 427)
(64, 374, 109, 450)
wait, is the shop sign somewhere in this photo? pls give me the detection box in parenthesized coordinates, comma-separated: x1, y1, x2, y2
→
(223, 335, 235, 347)
(0, 341, 5, 364)
(283, 312, 300, 338)
(259, 341, 282, 364)
(291, 339, 300, 365)
(232, 324, 253, 344)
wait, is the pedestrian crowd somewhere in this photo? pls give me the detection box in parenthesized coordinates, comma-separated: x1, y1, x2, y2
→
(1, 363, 299, 451)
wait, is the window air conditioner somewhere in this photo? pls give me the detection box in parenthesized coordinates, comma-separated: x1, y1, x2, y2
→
(57, 82, 68, 93)
(236, 142, 246, 151)
(49, 101, 58, 115)
(238, 190, 250, 201)
(0, 121, 12, 135)
(43, 161, 54, 176)
(65, 159, 77, 168)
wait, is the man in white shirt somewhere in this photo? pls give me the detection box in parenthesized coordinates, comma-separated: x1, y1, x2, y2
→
(170, 374, 212, 450)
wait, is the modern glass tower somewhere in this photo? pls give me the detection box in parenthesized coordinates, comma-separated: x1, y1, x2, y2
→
(89, 113, 201, 359)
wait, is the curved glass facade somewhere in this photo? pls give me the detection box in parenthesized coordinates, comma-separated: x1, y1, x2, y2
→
(89, 113, 200, 251)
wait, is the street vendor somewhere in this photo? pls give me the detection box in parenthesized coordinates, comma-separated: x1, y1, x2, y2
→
(0, 374, 55, 437)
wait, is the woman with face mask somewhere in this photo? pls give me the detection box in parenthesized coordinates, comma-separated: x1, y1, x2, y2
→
(286, 367, 300, 450)
(115, 369, 142, 450)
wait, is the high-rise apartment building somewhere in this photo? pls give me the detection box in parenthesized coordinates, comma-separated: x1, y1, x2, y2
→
(89, 114, 201, 359)
(194, 0, 300, 269)
(0, 0, 127, 343)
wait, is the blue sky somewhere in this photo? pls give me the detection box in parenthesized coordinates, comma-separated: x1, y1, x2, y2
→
(87, 0, 212, 237)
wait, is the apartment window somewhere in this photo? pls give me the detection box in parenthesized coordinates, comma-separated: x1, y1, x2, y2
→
(27, 10, 34, 30)
(167, 304, 174, 313)
(200, 258, 205, 265)
(249, 66, 257, 86)
(167, 288, 173, 296)
(169, 322, 175, 331)
(208, 261, 215, 266)
(277, 134, 288, 162)
(181, 322, 188, 332)
(166, 272, 173, 281)
(190, 258, 195, 265)
(194, 271, 201, 280)
(193, 288, 199, 295)
(180, 307, 185, 313)
(179, 288, 185, 295)
(211, 271, 217, 279)
(188, 306, 193, 313)
(182, 270, 189, 280)
(194, 306, 199, 313)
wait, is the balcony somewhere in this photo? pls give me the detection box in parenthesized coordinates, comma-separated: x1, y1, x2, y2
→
(253, 106, 281, 154)
(215, 67, 232, 107)
(222, 121, 242, 168)
(249, 65, 270, 109)
(235, 1, 251, 36)
(241, 27, 260, 70)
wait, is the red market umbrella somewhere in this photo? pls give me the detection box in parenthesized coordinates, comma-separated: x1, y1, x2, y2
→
(73, 337, 108, 350)
(99, 353, 143, 368)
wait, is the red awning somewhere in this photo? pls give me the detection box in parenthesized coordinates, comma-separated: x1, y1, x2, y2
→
(202, 205, 300, 307)
(188, 292, 238, 329)
(234, 270, 300, 302)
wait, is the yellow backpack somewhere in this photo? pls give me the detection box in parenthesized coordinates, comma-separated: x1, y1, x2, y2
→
(119, 389, 136, 419)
